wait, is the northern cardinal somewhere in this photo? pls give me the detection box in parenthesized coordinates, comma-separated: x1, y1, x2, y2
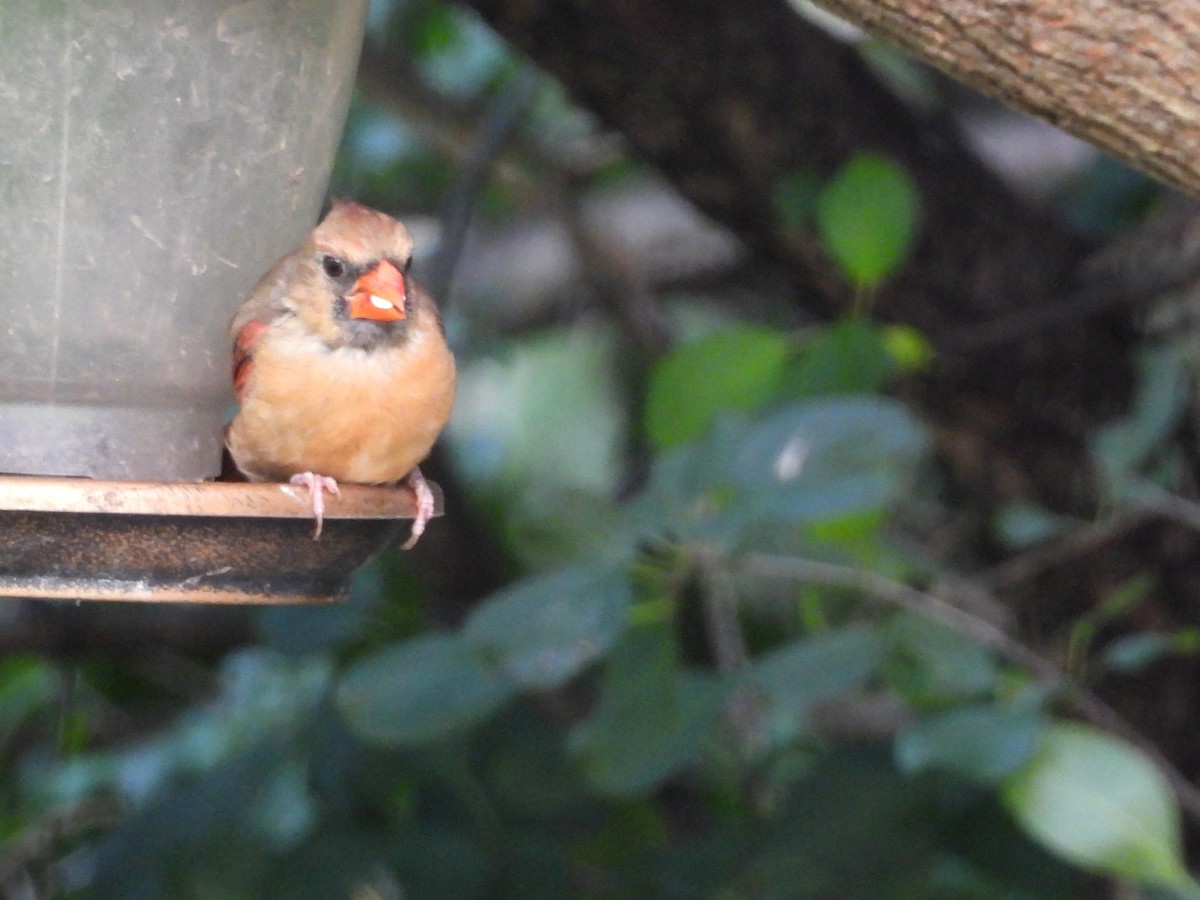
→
(226, 198, 456, 547)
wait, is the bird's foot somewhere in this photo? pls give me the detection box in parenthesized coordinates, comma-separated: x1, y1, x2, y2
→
(401, 466, 435, 550)
(290, 471, 340, 539)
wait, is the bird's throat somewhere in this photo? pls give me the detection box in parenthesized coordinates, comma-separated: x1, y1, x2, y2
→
(333, 312, 409, 351)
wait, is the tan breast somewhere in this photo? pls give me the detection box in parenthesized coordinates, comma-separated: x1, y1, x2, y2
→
(227, 320, 456, 485)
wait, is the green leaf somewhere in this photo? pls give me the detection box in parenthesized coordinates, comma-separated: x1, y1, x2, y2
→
(896, 704, 1043, 783)
(881, 324, 933, 372)
(785, 319, 893, 398)
(336, 634, 515, 746)
(451, 323, 625, 493)
(720, 751, 938, 898)
(750, 626, 883, 747)
(465, 564, 632, 688)
(628, 428, 739, 540)
(1068, 575, 1154, 673)
(632, 396, 925, 543)
(0, 657, 56, 746)
(502, 483, 632, 569)
(248, 755, 318, 850)
(817, 154, 920, 288)
(994, 503, 1072, 549)
(1102, 633, 1173, 673)
(1103, 630, 1200, 674)
(645, 325, 792, 450)
(731, 396, 926, 524)
(407, 4, 459, 52)
(485, 709, 590, 822)
(87, 741, 287, 895)
(32, 651, 332, 811)
(569, 622, 723, 796)
(1003, 723, 1199, 895)
(885, 614, 999, 704)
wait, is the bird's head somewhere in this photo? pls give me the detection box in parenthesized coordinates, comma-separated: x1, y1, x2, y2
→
(301, 198, 417, 350)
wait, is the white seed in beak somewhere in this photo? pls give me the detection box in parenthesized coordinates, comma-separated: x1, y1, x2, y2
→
(369, 294, 394, 310)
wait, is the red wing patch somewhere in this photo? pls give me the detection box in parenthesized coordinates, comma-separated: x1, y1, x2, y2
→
(232, 320, 269, 404)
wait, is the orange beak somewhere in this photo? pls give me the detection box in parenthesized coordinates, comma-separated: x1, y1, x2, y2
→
(347, 259, 406, 321)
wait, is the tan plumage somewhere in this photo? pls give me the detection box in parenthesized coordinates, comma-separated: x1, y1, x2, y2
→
(226, 199, 456, 546)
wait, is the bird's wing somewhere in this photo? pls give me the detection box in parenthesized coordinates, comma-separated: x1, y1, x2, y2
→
(229, 254, 299, 404)
(231, 319, 269, 404)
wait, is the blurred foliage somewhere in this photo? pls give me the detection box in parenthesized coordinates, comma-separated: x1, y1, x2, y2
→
(1004, 724, 1199, 898)
(1, 1, 1197, 898)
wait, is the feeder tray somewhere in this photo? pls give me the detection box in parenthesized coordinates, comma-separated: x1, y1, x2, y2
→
(0, 475, 439, 605)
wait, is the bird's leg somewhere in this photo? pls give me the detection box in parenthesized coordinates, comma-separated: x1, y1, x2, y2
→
(400, 466, 435, 550)
(290, 471, 340, 539)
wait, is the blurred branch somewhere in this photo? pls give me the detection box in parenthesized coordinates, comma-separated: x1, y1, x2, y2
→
(356, 40, 617, 193)
(976, 510, 1155, 594)
(404, 71, 544, 622)
(424, 64, 541, 303)
(355, 42, 485, 150)
(737, 551, 1200, 825)
(558, 181, 675, 492)
(559, 187, 674, 361)
(695, 551, 762, 762)
(0, 796, 120, 891)
(451, 177, 750, 344)
(943, 197, 1200, 352)
(977, 485, 1200, 595)
(695, 552, 750, 676)
(1140, 486, 1200, 533)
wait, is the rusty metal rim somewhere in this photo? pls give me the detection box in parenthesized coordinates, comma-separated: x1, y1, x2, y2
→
(0, 578, 345, 605)
(0, 474, 434, 520)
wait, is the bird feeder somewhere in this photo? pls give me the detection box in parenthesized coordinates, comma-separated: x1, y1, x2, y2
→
(0, 1, 433, 603)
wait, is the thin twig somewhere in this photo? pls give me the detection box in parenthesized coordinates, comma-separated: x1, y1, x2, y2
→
(356, 41, 616, 187)
(0, 797, 120, 888)
(978, 487, 1200, 593)
(1137, 484, 1200, 533)
(558, 185, 675, 494)
(941, 199, 1200, 353)
(423, 65, 541, 305)
(938, 280, 1157, 353)
(736, 552, 1200, 825)
(695, 551, 750, 675)
(694, 550, 764, 766)
(976, 507, 1155, 592)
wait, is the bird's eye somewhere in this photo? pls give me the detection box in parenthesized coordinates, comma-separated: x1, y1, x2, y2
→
(321, 256, 346, 279)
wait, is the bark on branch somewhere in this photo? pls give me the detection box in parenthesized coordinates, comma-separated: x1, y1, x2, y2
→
(813, 0, 1200, 196)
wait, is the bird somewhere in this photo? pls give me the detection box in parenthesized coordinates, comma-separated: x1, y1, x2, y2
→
(225, 198, 456, 548)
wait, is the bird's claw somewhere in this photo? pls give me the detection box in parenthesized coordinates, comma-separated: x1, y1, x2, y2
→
(401, 466, 435, 550)
(290, 472, 340, 539)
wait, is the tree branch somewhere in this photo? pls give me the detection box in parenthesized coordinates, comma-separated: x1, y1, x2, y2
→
(811, 0, 1200, 196)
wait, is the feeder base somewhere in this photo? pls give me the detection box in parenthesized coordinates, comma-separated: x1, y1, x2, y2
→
(0, 476, 438, 604)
